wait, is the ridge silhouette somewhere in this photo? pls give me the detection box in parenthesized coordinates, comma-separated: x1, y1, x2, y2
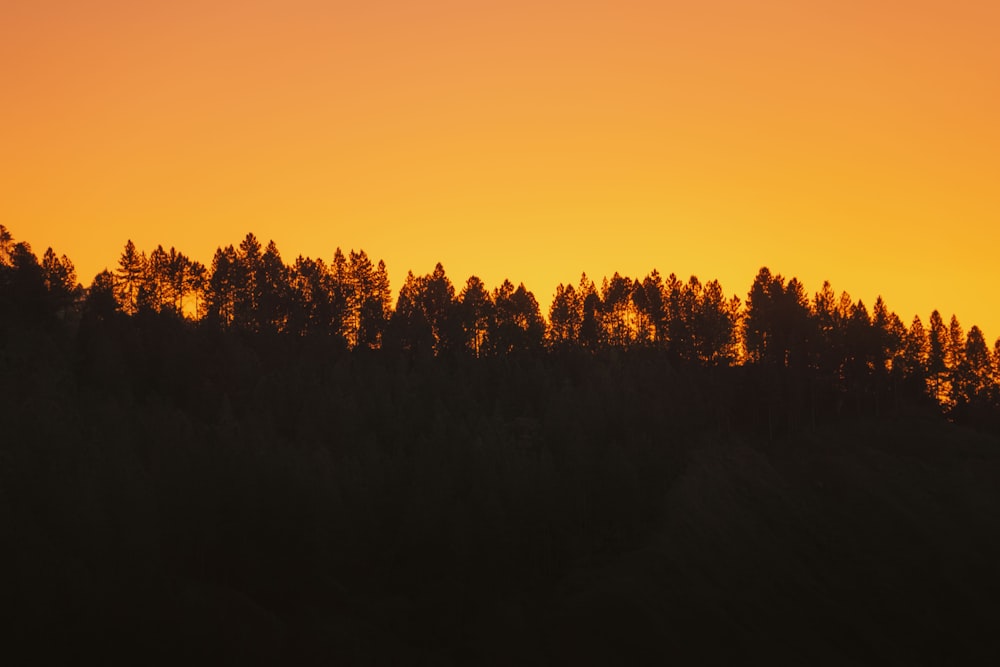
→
(3, 224, 1000, 663)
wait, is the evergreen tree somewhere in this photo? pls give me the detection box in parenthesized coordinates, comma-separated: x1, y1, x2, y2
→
(114, 240, 145, 315)
(388, 270, 435, 354)
(142, 244, 170, 313)
(694, 279, 738, 365)
(578, 273, 601, 350)
(927, 310, 949, 402)
(458, 276, 494, 356)
(601, 272, 636, 348)
(547, 283, 582, 348)
(0, 224, 13, 266)
(957, 325, 992, 407)
(41, 247, 79, 316)
(288, 256, 334, 336)
(637, 270, 667, 346)
(947, 315, 966, 377)
(83, 270, 118, 321)
(233, 233, 263, 330)
(1, 242, 49, 324)
(206, 245, 240, 327)
(491, 280, 544, 354)
(257, 240, 288, 333)
(358, 259, 391, 348)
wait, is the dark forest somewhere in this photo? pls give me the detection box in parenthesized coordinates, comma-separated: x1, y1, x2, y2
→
(3, 225, 1000, 664)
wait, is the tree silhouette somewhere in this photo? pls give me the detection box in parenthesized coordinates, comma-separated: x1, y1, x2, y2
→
(114, 240, 145, 315)
(600, 272, 636, 348)
(6, 223, 1000, 432)
(636, 270, 667, 346)
(578, 273, 602, 350)
(490, 280, 545, 354)
(257, 240, 288, 333)
(0, 224, 13, 265)
(744, 267, 811, 368)
(387, 270, 435, 354)
(357, 258, 392, 348)
(41, 247, 80, 318)
(458, 276, 494, 356)
(2, 242, 49, 324)
(83, 270, 118, 322)
(927, 310, 949, 403)
(287, 255, 335, 336)
(547, 282, 582, 349)
(692, 278, 740, 365)
(956, 325, 992, 408)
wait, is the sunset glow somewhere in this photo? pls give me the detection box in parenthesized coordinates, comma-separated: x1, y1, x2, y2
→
(4, 1, 999, 336)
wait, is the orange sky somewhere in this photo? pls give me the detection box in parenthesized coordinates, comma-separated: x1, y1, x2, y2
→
(4, 0, 999, 340)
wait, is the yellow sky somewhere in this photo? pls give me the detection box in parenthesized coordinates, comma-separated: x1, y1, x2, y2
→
(3, 0, 999, 339)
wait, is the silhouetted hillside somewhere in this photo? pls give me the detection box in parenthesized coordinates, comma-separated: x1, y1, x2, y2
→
(3, 226, 1000, 663)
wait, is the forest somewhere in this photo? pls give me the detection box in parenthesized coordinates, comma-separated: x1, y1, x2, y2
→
(3, 225, 1000, 664)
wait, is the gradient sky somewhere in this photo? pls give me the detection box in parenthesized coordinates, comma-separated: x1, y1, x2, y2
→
(4, 0, 999, 339)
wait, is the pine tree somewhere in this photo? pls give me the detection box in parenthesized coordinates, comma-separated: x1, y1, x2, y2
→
(0, 225, 13, 266)
(491, 280, 544, 354)
(114, 240, 146, 315)
(206, 245, 239, 326)
(958, 325, 992, 406)
(600, 272, 635, 348)
(458, 276, 494, 356)
(41, 247, 78, 316)
(258, 240, 288, 333)
(927, 310, 949, 403)
(142, 244, 169, 312)
(357, 259, 391, 348)
(547, 283, 582, 348)
(637, 270, 666, 346)
(577, 273, 601, 350)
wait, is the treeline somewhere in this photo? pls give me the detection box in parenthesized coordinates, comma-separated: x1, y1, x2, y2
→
(2, 225, 1000, 426)
(6, 224, 1000, 662)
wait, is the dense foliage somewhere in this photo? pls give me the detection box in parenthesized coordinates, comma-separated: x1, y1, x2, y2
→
(4, 227, 999, 422)
(3, 225, 1000, 663)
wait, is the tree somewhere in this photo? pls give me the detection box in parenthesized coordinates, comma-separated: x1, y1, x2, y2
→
(955, 325, 992, 408)
(342, 249, 374, 346)
(205, 245, 240, 327)
(901, 316, 928, 377)
(842, 299, 878, 404)
(578, 274, 601, 350)
(871, 296, 903, 371)
(233, 233, 263, 330)
(41, 247, 79, 316)
(693, 279, 738, 365)
(258, 240, 289, 333)
(636, 270, 667, 346)
(1, 242, 49, 324)
(358, 259, 391, 348)
(547, 283, 581, 348)
(141, 244, 170, 313)
(83, 270, 118, 321)
(664, 273, 692, 361)
(424, 263, 460, 353)
(458, 276, 494, 356)
(491, 280, 544, 354)
(114, 240, 145, 315)
(947, 315, 966, 378)
(0, 225, 13, 266)
(744, 267, 811, 367)
(287, 256, 336, 336)
(387, 270, 435, 354)
(927, 310, 949, 403)
(600, 273, 636, 348)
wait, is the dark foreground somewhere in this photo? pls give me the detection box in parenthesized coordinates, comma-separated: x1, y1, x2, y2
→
(3, 326, 1000, 664)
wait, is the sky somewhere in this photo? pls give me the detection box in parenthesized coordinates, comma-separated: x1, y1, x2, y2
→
(3, 0, 999, 339)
